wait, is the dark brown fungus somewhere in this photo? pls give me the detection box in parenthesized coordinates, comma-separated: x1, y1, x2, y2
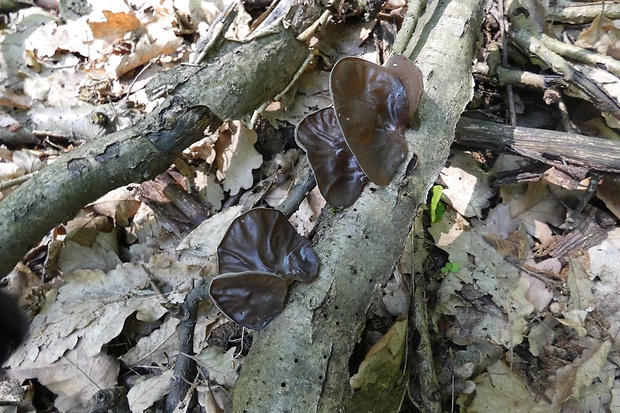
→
(209, 271, 288, 331)
(330, 57, 410, 186)
(384, 54, 424, 123)
(217, 208, 320, 283)
(295, 107, 369, 207)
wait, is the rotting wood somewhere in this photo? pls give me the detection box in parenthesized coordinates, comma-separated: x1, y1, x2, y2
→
(456, 116, 620, 174)
(227, 0, 485, 411)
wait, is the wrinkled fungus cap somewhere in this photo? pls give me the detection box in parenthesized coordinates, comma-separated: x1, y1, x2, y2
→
(209, 271, 288, 331)
(384, 54, 424, 124)
(295, 107, 369, 207)
(330, 57, 410, 186)
(217, 208, 320, 283)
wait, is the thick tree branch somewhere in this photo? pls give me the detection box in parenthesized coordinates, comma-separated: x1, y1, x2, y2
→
(0, 25, 311, 278)
(228, 0, 485, 411)
(456, 117, 620, 174)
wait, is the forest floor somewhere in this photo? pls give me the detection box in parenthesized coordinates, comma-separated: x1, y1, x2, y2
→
(1, 0, 620, 412)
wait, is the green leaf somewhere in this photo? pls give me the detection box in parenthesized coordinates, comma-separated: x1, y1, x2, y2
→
(429, 185, 445, 223)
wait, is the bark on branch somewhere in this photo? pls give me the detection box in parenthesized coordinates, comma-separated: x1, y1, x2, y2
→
(227, 0, 485, 411)
(0, 24, 310, 278)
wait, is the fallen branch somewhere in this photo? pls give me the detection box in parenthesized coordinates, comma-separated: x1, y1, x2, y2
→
(0, 25, 310, 278)
(227, 0, 485, 410)
(456, 116, 620, 174)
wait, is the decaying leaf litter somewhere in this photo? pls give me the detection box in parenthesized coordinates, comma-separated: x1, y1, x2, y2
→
(1, 0, 620, 412)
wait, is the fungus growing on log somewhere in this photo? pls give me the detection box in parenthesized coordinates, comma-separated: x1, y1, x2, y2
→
(217, 208, 319, 283)
(383, 54, 424, 124)
(295, 107, 369, 207)
(296, 55, 424, 206)
(209, 271, 288, 331)
(330, 56, 411, 186)
(210, 208, 320, 330)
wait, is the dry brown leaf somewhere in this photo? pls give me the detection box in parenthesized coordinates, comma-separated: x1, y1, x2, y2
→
(87, 10, 142, 38)
(127, 370, 174, 413)
(349, 318, 407, 391)
(85, 187, 141, 227)
(576, 13, 619, 56)
(215, 121, 263, 196)
(120, 316, 180, 367)
(440, 152, 493, 218)
(10, 340, 119, 412)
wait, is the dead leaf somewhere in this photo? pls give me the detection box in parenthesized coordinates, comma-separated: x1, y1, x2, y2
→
(120, 316, 180, 367)
(127, 370, 174, 413)
(350, 318, 407, 391)
(7, 260, 199, 369)
(576, 13, 619, 56)
(215, 121, 263, 196)
(9, 340, 119, 412)
(550, 340, 611, 408)
(441, 152, 493, 218)
(195, 347, 243, 388)
(467, 360, 552, 413)
(504, 181, 565, 244)
(88, 10, 142, 38)
(430, 208, 533, 346)
(590, 229, 620, 338)
(567, 257, 596, 312)
(177, 205, 242, 265)
(85, 186, 141, 227)
(58, 234, 122, 274)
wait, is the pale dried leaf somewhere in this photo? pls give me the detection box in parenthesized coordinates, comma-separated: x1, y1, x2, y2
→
(176, 205, 243, 265)
(471, 204, 516, 238)
(7, 261, 198, 368)
(567, 257, 596, 311)
(105, 17, 183, 78)
(196, 347, 243, 388)
(9, 341, 119, 413)
(590, 232, 620, 338)
(127, 370, 174, 413)
(120, 316, 180, 367)
(58, 233, 122, 274)
(558, 309, 588, 337)
(467, 360, 552, 413)
(576, 13, 619, 55)
(528, 317, 557, 357)
(523, 273, 554, 312)
(195, 170, 224, 213)
(11, 150, 43, 173)
(0, 8, 59, 82)
(289, 188, 325, 236)
(440, 152, 493, 218)
(217, 121, 263, 196)
(430, 209, 532, 346)
(551, 340, 611, 408)
(350, 319, 407, 391)
(86, 187, 141, 227)
(505, 181, 565, 244)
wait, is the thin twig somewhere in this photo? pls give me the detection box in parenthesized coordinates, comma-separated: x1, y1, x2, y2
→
(0, 172, 37, 192)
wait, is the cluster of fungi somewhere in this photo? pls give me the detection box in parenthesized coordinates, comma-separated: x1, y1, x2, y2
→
(210, 55, 423, 330)
(296, 55, 424, 207)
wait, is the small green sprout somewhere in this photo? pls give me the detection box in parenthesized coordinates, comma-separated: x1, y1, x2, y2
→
(441, 262, 460, 274)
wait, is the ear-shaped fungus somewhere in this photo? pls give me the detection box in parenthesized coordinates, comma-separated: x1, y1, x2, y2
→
(330, 57, 411, 186)
(384, 54, 424, 124)
(295, 107, 369, 207)
(217, 208, 320, 283)
(209, 271, 288, 331)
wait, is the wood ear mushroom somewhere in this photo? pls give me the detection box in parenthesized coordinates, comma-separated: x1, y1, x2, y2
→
(296, 55, 424, 206)
(210, 208, 319, 330)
